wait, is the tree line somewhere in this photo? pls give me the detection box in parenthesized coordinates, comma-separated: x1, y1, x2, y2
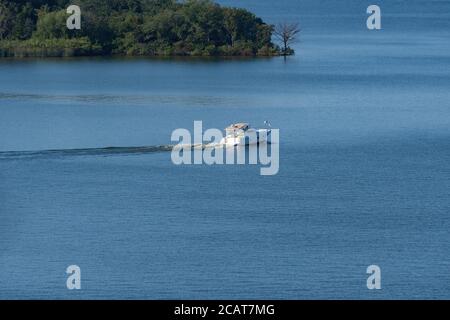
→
(0, 0, 297, 57)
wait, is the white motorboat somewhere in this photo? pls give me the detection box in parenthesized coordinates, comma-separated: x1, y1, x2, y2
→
(219, 123, 271, 147)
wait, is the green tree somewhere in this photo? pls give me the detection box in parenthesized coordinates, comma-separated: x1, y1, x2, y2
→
(0, 2, 14, 39)
(33, 8, 68, 39)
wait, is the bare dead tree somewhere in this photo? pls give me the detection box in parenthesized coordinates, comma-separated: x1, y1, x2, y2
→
(273, 22, 301, 55)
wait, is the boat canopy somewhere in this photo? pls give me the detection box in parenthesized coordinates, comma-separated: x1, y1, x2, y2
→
(226, 123, 249, 132)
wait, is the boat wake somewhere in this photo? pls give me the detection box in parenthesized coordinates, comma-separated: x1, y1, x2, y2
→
(0, 145, 176, 160)
(0, 140, 267, 161)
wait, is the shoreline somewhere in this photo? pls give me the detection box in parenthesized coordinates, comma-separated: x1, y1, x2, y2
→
(0, 54, 291, 62)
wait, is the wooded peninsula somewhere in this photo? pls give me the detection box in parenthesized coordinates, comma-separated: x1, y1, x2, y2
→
(0, 0, 290, 57)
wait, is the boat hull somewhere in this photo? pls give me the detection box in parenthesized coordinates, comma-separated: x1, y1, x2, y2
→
(220, 129, 271, 146)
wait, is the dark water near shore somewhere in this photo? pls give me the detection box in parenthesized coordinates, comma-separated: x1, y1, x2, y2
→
(1, 0, 450, 299)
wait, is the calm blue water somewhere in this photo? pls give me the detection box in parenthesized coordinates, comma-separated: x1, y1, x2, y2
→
(0, 0, 449, 299)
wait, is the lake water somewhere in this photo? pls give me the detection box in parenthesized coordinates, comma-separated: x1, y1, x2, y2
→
(0, 0, 449, 299)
